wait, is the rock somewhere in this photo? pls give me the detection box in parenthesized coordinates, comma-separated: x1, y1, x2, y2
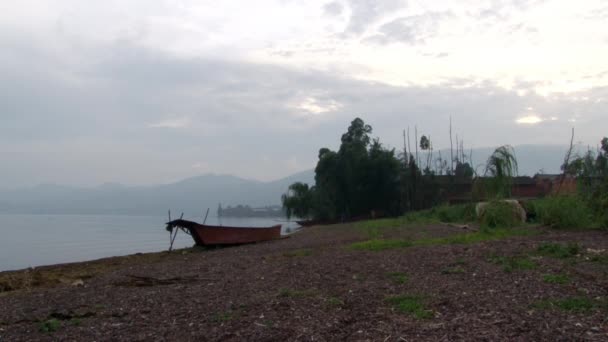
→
(71, 279, 84, 287)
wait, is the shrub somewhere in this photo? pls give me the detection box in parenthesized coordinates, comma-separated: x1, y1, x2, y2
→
(535, 196, 594, 229)
(434, 204, 476, 223)
(478, 201, 522, 229)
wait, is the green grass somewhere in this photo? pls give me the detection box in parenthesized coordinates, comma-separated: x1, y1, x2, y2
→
(39, 318, 61, 333)
(537, 242, 580, 258)
(350, 239, 412, 251)
(542, 273, 570, 284)
(385, 295, 433, 319)
(387, 272, 408, 284)
(326, 296, 345, 307)
(533, 297, 596, 313)
(488, 255, 537, 272)
(277, 288, 318, 298)
(532, 196, 595, 229)
(350, 228, 537, 251)
(354, 204, 476, 236)
(283, 249, 313, 257)
(211, 311, 234, 323)
(441, 265, 466, 274)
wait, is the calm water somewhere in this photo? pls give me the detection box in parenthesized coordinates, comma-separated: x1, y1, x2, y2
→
(0, 214, 299, 272)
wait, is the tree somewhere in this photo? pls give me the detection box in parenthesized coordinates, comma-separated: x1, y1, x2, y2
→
(284, 117, 401, 221)
(484, 145, 518, 198)
(281, 182, 313, 220)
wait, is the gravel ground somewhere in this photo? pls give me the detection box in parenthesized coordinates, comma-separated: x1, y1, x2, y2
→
(1, 223, 607, 341)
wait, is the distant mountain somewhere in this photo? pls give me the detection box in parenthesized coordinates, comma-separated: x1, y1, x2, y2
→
(0, 171, 315, 216)
(0, 144, 571, 215)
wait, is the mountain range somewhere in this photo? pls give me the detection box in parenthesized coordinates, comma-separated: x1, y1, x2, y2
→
(0, 144, 577, 215)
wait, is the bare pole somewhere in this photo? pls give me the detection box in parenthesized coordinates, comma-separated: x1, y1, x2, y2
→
(403, 129, 408, 166)
(407, 126, 412, 165)
(169, 212, 184, 252)
(415, 126, 419, 167)
(557, 127, 575, 194)
(449, 116, 454, 174)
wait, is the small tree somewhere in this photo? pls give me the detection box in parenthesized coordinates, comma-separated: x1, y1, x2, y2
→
(484, 145, 518, 198)
(281, 182, 313, 220)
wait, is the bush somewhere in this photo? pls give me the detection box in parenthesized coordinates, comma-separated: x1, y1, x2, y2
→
(434, 204, 476, 223)
(478, 201, 522, 229)
(534, 196, 594, 229)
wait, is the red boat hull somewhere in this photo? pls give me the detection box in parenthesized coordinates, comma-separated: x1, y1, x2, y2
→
(189, 224, 282, 245)
(167, 219, 282, 246)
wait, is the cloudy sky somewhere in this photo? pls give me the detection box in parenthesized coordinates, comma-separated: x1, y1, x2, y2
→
(1, 0, 607, 187)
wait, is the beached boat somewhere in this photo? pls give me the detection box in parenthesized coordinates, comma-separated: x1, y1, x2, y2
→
(166, 219, 282, 246)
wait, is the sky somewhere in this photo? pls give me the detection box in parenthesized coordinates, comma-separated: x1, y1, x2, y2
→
(1, 0, 607, 188)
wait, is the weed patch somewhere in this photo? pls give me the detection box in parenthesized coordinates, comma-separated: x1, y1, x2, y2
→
(533, 196, 594, 229)
(542, 273, 570, 284)
(479, 201, 522, 229)
(441, 265, 465, 274)
(537, 242, 580, 258)
(278, 288, 318, 298)
(39, 319, 61, 333)
(283, 249, 313, 257)
(350, 228, 537, 251)
(385, 295, 433, 319)
(387, 272, 408, 284)
(350, 239, 412, 251)
(488, 255, 537, 272)
(326, 297, 344, 307)
(533, 297, 596, 313)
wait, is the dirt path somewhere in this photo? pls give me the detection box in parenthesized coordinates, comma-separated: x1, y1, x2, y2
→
(1, 223, 607, 341)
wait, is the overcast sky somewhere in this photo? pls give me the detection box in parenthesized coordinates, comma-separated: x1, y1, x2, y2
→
(1, 0, 607, 188)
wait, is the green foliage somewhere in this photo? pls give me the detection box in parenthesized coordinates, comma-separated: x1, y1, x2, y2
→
(542, 273, 570, 284)
(387, 272, 408, 284)
(478, 200, 522, 229)
(533, 297, 595, 313)
(537, 242, 580, 258)
(350, 228, 536, 251)
(277, 288, 318, 298)
(39, 318, 61, 333)
(350, 239, 412, 251)
(282, 249, 313, 257)
(326, 297, 344, 307)
(484, 145, 518, 198)
(302, 118, 402, 220)
(385, 295, 433, 319)
(533, 196, 594, 229)
(281, 182, 314, 220)
(487, 255, 537, 272)
(433, 204, 476, 223)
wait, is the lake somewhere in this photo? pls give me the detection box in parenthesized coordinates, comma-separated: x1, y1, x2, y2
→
(0, 214, 299, 272)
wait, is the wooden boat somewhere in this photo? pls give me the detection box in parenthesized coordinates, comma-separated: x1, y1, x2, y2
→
(166, 219, 282, 246)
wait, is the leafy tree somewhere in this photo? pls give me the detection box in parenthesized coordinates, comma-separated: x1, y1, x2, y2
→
(419, 135, 430, 150)
(484, 145, 518, 198)
(281, 182, 313, 219)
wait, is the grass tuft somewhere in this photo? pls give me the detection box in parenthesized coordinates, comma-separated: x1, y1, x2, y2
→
(283, 249, 313, 257)
(488, 255, 537, 272)
(350, 228, 537, 251)
(385, 295, 433, 319)
(533, 297, 596, 313)
(542, 273, 570, 284)
(386, 272, 408, 284)
(350, 239, 412, 251)
(39, 319, 61, 333)
(537, 242, 580, 258)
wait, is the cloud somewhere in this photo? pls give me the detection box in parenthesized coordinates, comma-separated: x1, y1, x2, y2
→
(0, 26, 607, 187)
(342, 0, 407, 36)
(148, 117, 191, 128)
(323, 1, 344, 16)
(365, 11, 453, 45)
